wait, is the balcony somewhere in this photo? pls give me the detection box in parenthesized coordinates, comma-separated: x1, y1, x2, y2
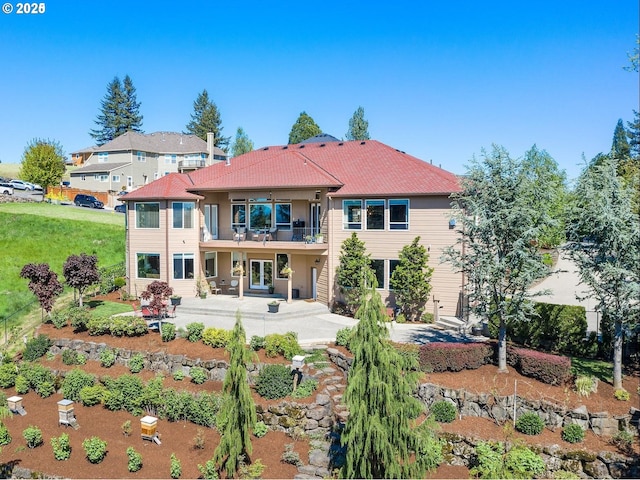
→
(200, 226, 328, 251)
(178, 159, 207, 172)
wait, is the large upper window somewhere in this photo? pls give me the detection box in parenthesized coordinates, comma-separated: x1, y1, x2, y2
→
(137, 253, 160, 278)
(232, 204, 246, 230)
(98, 153, 108, 163)
(249, 203, 272, 230)
(371, 259, 384, 289)
(135, 203, 160, 229)
(204, 252, 217, 277)
(165, 154, 177, 164)
(275, 203, 291, 230)
(173, 253, 194, 279)
(137, 151, 146, 162)
(172, 202, 194, 229)
(389, 199, 409, 230)
(366, 200, 385, 230)
(343, 200, 362, 229)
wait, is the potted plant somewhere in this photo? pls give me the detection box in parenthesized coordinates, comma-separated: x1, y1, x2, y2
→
(268, 284, 275, 294)
(280, 264, 293, 278)
(314, 232, 324, 243)
(268, 301, 279, 313)
(170, 294, 182, 306)
(305, 235, 313, 244)
(196, 277, 208, 299)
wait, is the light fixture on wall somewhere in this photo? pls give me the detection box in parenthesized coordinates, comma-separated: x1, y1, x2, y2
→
(314, 258, 320, 264)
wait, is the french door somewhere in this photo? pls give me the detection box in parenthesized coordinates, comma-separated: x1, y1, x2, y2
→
(250, 260, 273, 289)
(310, 203, 321, 235)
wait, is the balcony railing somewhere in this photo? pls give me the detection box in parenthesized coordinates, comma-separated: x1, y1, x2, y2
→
(178, 159, 207, 170)
(201, 226, 325, 244)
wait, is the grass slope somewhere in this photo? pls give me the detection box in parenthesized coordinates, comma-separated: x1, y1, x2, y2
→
(0, 203, 125, 321)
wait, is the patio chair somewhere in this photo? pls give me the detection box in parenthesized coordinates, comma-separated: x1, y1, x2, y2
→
(141, 305, 154, 318)
(233, 227, 246, 243)
(228, 279, 239, 295)
(210, 281, 221, 295)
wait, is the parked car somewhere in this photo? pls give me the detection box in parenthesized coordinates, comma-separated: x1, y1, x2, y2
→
(74, 194, 104, 209)
(24, 181, 43, 191)
(9, 179, 32, 190)
(114, 204, 126, 213)
(0, 183, 14, 195)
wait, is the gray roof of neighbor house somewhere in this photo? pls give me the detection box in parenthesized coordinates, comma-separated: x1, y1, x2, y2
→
(301, 133, 341, 143)
(77, 131, 227, 157)
(70, 162, 131, 175)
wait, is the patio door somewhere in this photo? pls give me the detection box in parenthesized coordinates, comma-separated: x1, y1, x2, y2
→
(250, 260, 272, 289)
(204, 204, 218, 240)
(310, 203, 321, 235)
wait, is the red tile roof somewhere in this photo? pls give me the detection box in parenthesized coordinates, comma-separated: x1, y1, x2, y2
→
(121, 173, 202, 201)
(125, 140, 460, 200)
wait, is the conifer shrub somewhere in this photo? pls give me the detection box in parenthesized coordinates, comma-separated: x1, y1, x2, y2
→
(23, 334, 52, 361)
(430, 400, 457, 423)
(515, 412, 544, 435)
(255, 364, 293, 399)
(561, 424, 585, 443)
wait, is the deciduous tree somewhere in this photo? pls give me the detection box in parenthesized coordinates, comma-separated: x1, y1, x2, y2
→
(565, 156, 640, 389)
(389, 236, 433, 321)
(18, 138, 66, 189)
(442, 145, 554, 372)
(335, 233, 373, 315)
(231, 127, 254, 157)
(20, 263, 63, 318)
(288, 111, 321, 144)
(185, 89, 230, 149)
(212, 312, 256, 477)
(63, 253, 100, 307)
(90, 75, 143, 145)
(341, 278, 441, 478)
(345, 106, 370, 141)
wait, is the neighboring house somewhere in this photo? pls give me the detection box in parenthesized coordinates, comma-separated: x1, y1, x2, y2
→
(68, 131, 227, 207)
(121, 137, 463, 316)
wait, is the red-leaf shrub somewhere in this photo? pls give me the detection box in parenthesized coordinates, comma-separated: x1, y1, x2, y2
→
(418, 342, 493, 372)
(508, 346, 572, 386)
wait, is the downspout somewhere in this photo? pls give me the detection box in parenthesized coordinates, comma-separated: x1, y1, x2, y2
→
(165, 200, 170, 284)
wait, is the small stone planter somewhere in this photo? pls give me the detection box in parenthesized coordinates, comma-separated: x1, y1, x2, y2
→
(170, 296, 181, 306)
(268, 302, 279, 313)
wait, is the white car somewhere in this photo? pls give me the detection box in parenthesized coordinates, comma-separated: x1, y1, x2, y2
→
(25, 181, 42, 191)
(10, 179, 32, 190)
(0, 183, 13, 195)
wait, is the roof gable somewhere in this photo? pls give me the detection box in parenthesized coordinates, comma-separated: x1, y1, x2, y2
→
(91, 131, 225, 156)
(121, 173, 202, 201)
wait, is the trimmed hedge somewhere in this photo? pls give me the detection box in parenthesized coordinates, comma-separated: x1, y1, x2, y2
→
(507, 345, 572, 386)
(418, 342, 493, 372)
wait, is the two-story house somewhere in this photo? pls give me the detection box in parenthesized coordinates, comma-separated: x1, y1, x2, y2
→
(68, 131, 227, 207)
(121, 137, 464, 316)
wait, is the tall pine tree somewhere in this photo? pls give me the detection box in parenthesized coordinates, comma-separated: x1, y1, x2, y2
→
(611, 119, 631, 159)
(288, 111, 321, 144)
(335, 233, 373, 315)
(90, 75, 143, 145)
(212, 312, 257, 477)
(341, 278, 441, 478)
(345, 106, 370, 141)
(231, 127, 254, 157)
(185, 89, 230, 149)
(389, 236, 433, 321)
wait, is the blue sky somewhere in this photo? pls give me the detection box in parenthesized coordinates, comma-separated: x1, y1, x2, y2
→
(1, 0, 637, 182)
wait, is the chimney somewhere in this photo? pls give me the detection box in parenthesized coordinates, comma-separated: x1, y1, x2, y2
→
(207, 132, 214, 166)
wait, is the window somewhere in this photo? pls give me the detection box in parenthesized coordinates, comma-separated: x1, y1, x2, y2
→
(135, 202, 160, 228)
(366, 200, 385, 230)
(249, 203, 272, 230)
(389, 199, 409, 230)
(165, 154, 177, 164)
(173, 202, 194, 229)
(98, 153, 108, 163)
(275, 203, 291, 230)
(276, 253, 289, 279)
(137, 151, 146, 162)
(232, 252, 247, 277)
(173, 253, 194, 279)
(112, 175, 120, 182)
(94, 174, 108, 182)
(137, 253, 160, 279)
(127, 176, 133, 188)
(153, 172, 159, 180)
(343, 200, 362, 229)
(204, 252, 217, 277)
(389, 259, 400, 290)
(231, 204, 246, 230)
(371, 259, 384, 289)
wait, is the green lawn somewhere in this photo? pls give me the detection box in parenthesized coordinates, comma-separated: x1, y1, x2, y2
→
(86, 300, 133, 318)
(0, 163, 21, 179)
(0, 202, 125, 323)
(571, 356, 613, 384)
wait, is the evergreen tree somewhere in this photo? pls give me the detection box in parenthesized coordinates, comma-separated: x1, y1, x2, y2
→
(288, 111, 321, 144)
(335, 233, 373, 315)
(231, 127, 254, 157)
(611, 119, 631, 159)
(565, 157, 640, 389)
(185, 89, 230, 149)
(18, 138, 66, 189)
(627, 110, 640, 159)
(345, 106, 370, 141)
(390, 237, 433, 321)
(90, 76, 143, 145)
(442, 145, 554, 372)
(341, 279, 441, 478)
(213, 312, 257, 478)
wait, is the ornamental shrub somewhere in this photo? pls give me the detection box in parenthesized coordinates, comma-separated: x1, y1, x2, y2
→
(68, 306, 91, 332)
(264, 331, 303, 359)
(186, 392, 219, 427)
(255, 364, 293, 399)
(561, 424, 585, 443)
(62, 368, 95, 402)
(62, 349, 86, 365)
(23, 334, 52, 361)
(430, 400, 457, 423)
(127, 446, 143, 472)
(172, 369, 185, 381)
(291, 378, 318, 399)
(186, 322, 204, 342)
(515, 412, 544, 435)
(79, 385, 105, 406)
(82, 436, 107, 463)
(335, 327, 353, 348)
(418, 342, 493, 372)
(250, 335, 265, 351)
(110, 316, 148, 337)
(23, 425, 43, 448)
(575, 375, 596, 397)
(129, 353, 145, 373)
(170, 453, 182, 478)
(281, 443, 302, 466)
(507, 346, 572, 386)
(0, 422, 12, 446)
(0, 363, 18, 388)
(19, 363, 55, 397)
(253, 421, 268, 438)
(198, 459, 218, 479)
(102, 374, 144, 415)
(99, 348, 117, 367)
(189, 367, 208, 384)
(87, 316, 111, 336)
(50, 310, 68, 329)
(202, 327, 231, 348)
(614, 388, 630, 401)
(50, 432, 71, 460)
(161, 322, 176, 342)
(470, 441, 545, 479)
(14, 375, 29, 394)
